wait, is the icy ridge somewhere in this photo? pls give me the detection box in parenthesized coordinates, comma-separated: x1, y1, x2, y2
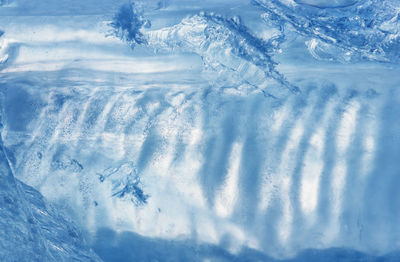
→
(110, 3, 299, 97)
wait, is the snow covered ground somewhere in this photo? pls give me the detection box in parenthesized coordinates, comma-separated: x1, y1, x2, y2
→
(1, 0, 400, 261)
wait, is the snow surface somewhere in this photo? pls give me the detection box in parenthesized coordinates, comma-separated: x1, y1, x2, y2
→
(1, 0, 400, 261)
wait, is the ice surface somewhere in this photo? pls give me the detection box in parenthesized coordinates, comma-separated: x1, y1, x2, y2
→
(294, 0, 359, 9)
(253, 0, 400, 63)
(0, 125, 101, 261)
(1, 0, 400, 261)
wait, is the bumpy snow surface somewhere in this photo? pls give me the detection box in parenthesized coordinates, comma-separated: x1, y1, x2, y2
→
(1, 0, 400, 261)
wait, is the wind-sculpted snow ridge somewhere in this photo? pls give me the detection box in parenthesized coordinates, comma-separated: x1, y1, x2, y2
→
(0, 124, 102, 262)
(110, 3, 299, 97)
(253, 0, 400, 63)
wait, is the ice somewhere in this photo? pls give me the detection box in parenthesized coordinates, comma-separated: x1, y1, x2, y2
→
(253, 0, 400, 63)
(294, 0, 360, 8)
(1, 0, 400, 261)
(0, 125, 101, 261)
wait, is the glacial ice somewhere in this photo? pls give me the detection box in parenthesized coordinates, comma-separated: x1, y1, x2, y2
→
(1, 0, 400, 261)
